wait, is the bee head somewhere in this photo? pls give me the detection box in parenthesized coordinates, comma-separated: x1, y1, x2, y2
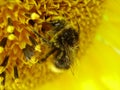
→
(50, 19, 66, 32)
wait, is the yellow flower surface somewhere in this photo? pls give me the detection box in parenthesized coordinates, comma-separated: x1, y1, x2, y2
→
(1, 0, 119, 90)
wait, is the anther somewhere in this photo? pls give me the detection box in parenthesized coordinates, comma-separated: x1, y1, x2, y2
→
(14, 66, 19, 79)
(1, 56, 9, 67)
(0, 37, 7, 47)
(28, 19, 35, 26)
(23, 44, 34, 60)
(8, 18, 13, 26)
(8, 34, 16, 40)
(31, 13, 39, 20)
(35, 45, 41, 52)
(7, 25, 14, 33)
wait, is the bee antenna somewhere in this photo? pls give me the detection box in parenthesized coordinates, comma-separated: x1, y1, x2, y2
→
(77, 21, 80, 34)
(74, 16, 80, 33)
(69, 65, 75, 76)
(32, 30, 43, 39)
(32, 30, 51, 45)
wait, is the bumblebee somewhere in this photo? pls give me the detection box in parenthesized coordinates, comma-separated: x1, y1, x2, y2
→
(39, 18, 79, 69)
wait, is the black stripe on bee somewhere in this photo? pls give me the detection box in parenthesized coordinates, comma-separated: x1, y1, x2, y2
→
(0, 37, 7, 48)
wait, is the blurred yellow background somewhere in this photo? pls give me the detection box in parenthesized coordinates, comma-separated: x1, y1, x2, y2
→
(36, 0, 120, 90)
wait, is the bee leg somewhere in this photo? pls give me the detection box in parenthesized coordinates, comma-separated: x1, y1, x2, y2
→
(32, 30, 51, 45)
(29, 36, 37, 46)
(38, 48, 57, 63)
(32, 30, 46, 41)
(0, 72, 6, 90)
(14, 66, 19, 79)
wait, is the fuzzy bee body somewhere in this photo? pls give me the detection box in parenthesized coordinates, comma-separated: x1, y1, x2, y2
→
(34, 18, 80, 70)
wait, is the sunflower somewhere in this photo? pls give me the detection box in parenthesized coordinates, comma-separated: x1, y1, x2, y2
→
(0, 0, 105, 90)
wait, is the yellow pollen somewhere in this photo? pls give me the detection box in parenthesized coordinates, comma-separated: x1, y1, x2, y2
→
(0, 75, 4, 81)
(0, 67, 5, 74)
(8, 34, 16, 40)
(0, 47, 4, 53)
(30, 56, 38, 64)
(0, 86, 4, 90)
(31, 12, 40, 20)
(7, 25, 15, 33)
(35, 45, 41, 52)
(14, 78, 20, 84)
